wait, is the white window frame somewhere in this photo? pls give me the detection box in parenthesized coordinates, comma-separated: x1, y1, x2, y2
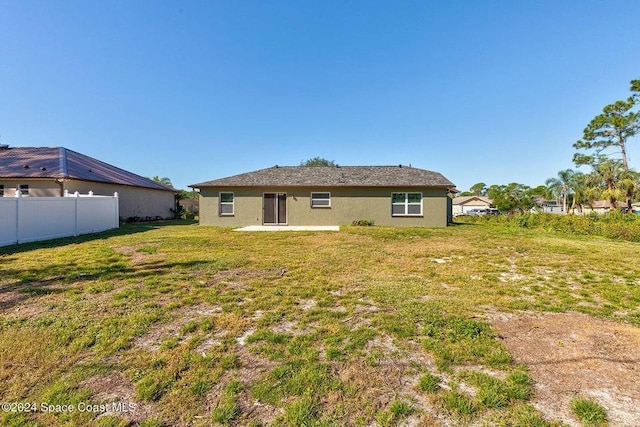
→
(391, 192, 423, 216)
(219, 192, 234, 216)
(310, 192, 331, 208)
(19, 184, 29, 196)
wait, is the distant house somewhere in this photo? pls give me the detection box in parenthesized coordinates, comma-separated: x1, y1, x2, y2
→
(0, 146, 175, 219)
(533, 199, 563, 214)
(191, 165, 456, 227)
(452, 196, 493, 215)
(578, 200, 628, 215)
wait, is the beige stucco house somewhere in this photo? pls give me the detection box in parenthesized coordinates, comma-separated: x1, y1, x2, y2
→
(0, 146, 176, 220)
(191, 165, 456, 227)
(577, 200, 628, 215)
(452, 196, 493, 215)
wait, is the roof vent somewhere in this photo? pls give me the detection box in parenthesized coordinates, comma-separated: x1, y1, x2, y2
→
(0, 144, 9, 149)
(275, 165, 279, 168)
(24, 164, 29, 169)
(398, 164, 402, 168)
(40, 167, 47, 171)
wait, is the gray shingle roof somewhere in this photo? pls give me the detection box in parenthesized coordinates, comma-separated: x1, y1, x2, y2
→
(0, 146, 174, 191)
(191, 165, 455, 188)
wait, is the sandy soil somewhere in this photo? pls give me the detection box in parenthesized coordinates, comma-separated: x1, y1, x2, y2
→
(488, 311, 640, 426)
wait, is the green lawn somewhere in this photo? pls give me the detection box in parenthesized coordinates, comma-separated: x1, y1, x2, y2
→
(1, 221, 639, 426)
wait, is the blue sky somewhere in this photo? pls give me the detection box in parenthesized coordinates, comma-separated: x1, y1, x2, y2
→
(1, 1, 639, 191)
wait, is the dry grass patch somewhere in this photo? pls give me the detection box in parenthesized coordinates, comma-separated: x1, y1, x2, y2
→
(490, 311, 640, 426)
(133, 303, 222, 351)
(80, 372, 158, 424)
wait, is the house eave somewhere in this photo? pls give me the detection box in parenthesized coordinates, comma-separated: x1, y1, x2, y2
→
(2, 176, 176, 192)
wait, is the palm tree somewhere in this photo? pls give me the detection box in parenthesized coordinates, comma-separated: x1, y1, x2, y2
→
(568, 172, 590, 214)
(545, 169, 575, 214)
(587, 161, 636, 211)
(151, 176, 173, 188)
(619, 169, 639, 211)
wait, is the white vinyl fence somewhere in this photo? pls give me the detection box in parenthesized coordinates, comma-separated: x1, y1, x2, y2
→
(0, 191, 119, 247)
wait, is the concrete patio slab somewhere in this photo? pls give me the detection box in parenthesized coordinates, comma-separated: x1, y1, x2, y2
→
(234, 225, 340, 232)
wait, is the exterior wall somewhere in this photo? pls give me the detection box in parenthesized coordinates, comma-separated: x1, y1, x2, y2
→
(578, 207, 611, 215)
(199, 186, 450, 227)
(0, 179, 174, 219)
(0, 179, 61, 197)
(65, 181, 175, 219)
(541, 205, 563, 214)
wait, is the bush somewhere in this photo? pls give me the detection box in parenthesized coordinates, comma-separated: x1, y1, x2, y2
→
(352, 219, 375, 226)
(457, 212, 640, 242)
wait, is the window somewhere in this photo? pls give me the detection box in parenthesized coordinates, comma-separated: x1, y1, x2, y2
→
(219, 192, 234, 216)
(310, 192, 331, 208)
(0, 185, 3, 197)
(391, 192, 422, 216)
(19, 184, 29, 196)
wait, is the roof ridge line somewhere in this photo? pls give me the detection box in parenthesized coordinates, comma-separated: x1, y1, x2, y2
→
(59, 147, 68, 176)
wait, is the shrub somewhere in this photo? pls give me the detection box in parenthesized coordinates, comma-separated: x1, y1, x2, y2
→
(352, 219, 375, 226)
(458, 212, 640, 242)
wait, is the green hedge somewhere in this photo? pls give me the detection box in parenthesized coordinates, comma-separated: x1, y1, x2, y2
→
(458, 212, 640, 242)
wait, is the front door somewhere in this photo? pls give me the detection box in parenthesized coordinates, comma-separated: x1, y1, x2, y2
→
(263, 193, 287, 225)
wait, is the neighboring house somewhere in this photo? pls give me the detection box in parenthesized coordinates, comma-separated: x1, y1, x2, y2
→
(533, 199, 563, 214)
(578, 200, 628, 215)
(0, 146, 175, 220)
(191, 165, 456, 227)
(452, 196, 493, 215)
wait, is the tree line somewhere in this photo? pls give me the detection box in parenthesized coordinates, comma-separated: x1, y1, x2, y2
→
(460, 79, 640, 213)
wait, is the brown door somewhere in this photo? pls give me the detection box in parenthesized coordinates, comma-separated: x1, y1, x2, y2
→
(263, 193, 287, 225)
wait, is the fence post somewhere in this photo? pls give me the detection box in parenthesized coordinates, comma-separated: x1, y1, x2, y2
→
(114, 192, 119, 228)
(74, 191, 80, 236)
(14, 190, 21, 244)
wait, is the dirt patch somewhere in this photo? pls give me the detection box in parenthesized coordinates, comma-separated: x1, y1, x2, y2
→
(333, 335, 447, 426)
(0, 291, 30, 313)
(0, 276, 73, 316)
(489, 311, 640, 426)
(298, 298, 317, 310)
(205, 346, 281, 424)
(113, 244, 162, 265)
(80, 372, 158, 423)
(133, 303, 221, 351)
